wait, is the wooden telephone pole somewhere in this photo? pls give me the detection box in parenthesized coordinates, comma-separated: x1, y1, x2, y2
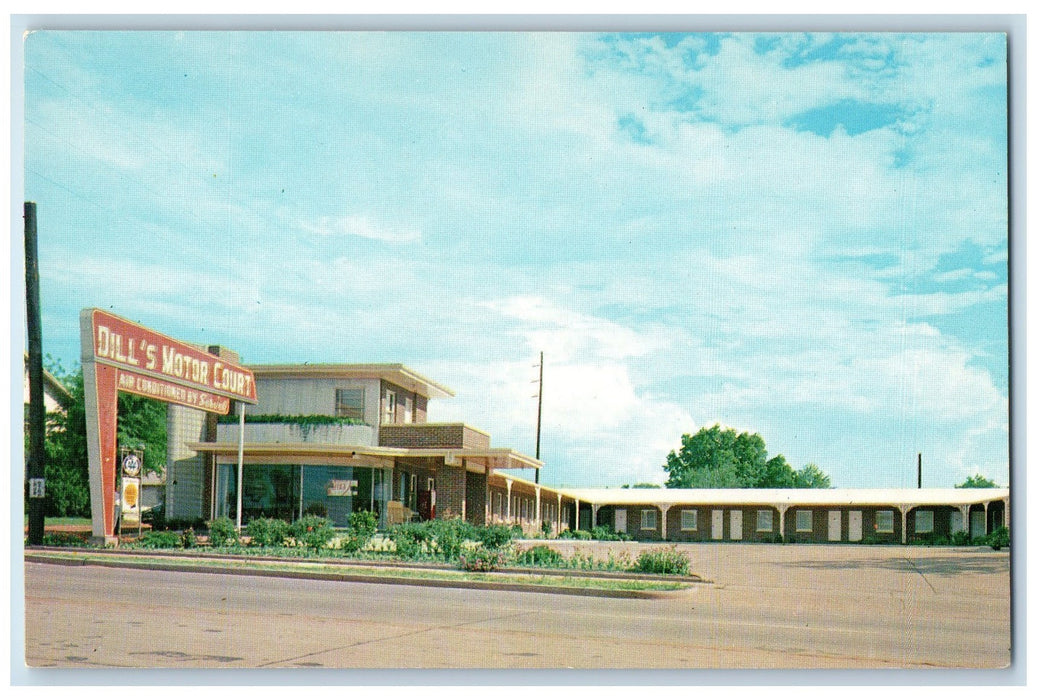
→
(534, 351, 543, 484)
(25, 202, 46, 545)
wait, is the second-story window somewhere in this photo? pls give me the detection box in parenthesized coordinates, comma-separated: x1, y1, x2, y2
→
(335, 388, 365, 421)
(383, 390, 397, 424)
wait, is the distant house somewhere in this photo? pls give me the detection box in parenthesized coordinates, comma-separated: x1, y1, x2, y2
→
(22, 353, 72, 416)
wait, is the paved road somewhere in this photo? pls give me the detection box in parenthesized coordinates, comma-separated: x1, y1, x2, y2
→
(23, 543, 1010, 669)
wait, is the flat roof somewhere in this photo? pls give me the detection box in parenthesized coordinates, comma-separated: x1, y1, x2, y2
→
(556, 487, 1010, 507)
(247, 363, 454, 400)
(188, 442, 541, 471)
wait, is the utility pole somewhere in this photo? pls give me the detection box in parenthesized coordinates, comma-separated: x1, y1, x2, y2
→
(917, 453, 922, 489)
(25, 202, 46, 546)
(534, 351, 543, 484)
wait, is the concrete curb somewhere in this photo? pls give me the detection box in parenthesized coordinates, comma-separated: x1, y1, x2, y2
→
(24, 552, 697, 600)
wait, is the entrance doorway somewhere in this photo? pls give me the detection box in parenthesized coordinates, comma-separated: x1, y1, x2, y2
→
(828, 510, 842, 541)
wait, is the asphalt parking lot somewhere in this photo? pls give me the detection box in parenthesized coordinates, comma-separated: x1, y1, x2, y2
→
(23, 541, 1011, 670)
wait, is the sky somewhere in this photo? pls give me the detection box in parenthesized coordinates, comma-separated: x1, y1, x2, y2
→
(19, 30, 1009, 490)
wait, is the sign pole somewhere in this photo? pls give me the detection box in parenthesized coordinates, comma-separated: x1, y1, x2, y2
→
(236, 403, 245, 532)
(25, 202, 46, 546)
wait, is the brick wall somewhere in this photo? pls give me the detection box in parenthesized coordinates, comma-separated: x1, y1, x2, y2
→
(436, 464, 466, 521)
(379, 423, 490, 449)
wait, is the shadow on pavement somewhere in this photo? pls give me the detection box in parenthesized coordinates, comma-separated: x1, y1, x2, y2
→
(783, 554, 1009, 576)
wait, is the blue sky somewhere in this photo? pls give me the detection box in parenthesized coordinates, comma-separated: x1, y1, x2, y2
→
(20, 31, 1008, 489)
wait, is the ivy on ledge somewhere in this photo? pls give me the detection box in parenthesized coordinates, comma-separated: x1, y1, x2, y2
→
(216, 414, 367, 427)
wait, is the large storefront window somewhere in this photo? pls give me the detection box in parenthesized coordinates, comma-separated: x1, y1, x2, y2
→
(216, 464, 392, 528)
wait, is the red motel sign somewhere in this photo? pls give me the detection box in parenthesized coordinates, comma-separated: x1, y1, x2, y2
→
(81, 308, 257, 540)
(87, 309, 256, 412)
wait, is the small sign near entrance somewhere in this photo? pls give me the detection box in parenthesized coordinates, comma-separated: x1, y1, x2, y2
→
(327, 479, 358, 497)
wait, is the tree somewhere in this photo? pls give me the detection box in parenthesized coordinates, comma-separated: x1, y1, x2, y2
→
(792, 463, 831, 489)
(33, 363, 167, 517)
(956, 474, 999, 488)
(663, 424, 831, 489)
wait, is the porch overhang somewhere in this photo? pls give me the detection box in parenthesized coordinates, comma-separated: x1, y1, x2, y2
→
(187, 442, 541, 472)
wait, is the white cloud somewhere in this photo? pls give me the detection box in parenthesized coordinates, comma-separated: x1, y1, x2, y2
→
(299, 215, 421, 243)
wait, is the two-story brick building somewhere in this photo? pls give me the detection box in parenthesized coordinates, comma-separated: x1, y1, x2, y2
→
(166, 363, 542, 529)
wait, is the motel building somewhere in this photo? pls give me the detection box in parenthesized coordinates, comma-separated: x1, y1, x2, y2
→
(163, 361, 1009, 544)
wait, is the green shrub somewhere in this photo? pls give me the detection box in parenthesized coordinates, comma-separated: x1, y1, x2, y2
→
(207, 516, 238, 547)
(349, 510, 378, 538)
(515, 544, 565, 568)
(951, 530, 972, 546)
(430, 519, 477, 560)
(389, 522, 434, 559)
(632, 547, 690, 575)
(138, 530, 181, 549)
(590, 525, 631, 541)
(291, 515, 335, 551)
(39, 532, 89, 547)
(180, 527, 197, 549)
(476, 524, 515, 549)
(986, 526, 1010, 551)
(458, 545, 506, 572)
(245, 517, 290, 547)
(559, 529, 592, 540)
(335, 510, 379, 554)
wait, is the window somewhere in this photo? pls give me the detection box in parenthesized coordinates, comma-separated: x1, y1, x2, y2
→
(875, 510, 895, 534)
(383, 390, 397, 424)
(681, 509, 698, 531)
(641, 509, 657, 530)
(403, 396, 412, 423)
(915, 510, 934, 534)
(335, 388, 365, 420)
(796, 510, 813, 532)
(757, 509, 773, 532)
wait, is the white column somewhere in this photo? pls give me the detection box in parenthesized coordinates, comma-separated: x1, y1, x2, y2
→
(777, 505, 789, 542)
(535, 486, 542, 531)
(505, 479, 513, 523)
(659, 505, 670, 541)
(901, 507, 912, 545)
(557, 493, 563, 533)
(235, 405, 245, 533)
(591, 504, 599, 530)
(574, 498, 580, 531)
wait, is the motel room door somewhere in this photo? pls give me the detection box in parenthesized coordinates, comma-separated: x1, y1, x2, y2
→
(848, 510, 863, 542)
(614, 509, 627, 535)
(828, 510, 842, 541)
(711, 510, 724, 540)
(729, 510, 743, 540)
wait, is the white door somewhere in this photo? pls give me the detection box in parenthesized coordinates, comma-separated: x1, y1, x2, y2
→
(828, 510, 842, 542)
(848, 510, 863, 542)
(614, 509, 627, 535)
(730, 510, 743, 540)
(711, 510, 724, 540)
